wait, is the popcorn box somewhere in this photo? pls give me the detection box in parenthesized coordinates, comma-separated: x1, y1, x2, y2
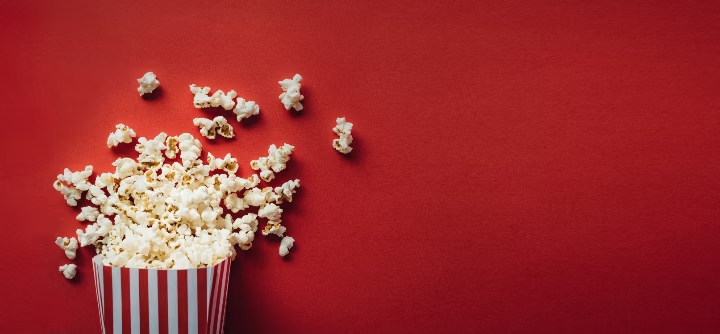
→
(92, 255, 232, 334)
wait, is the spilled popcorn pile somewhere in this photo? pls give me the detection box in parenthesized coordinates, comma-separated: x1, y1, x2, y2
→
(53, 73, 316, 279)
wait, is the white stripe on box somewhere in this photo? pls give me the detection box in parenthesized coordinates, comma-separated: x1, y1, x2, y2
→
(188, 269, 198, 334)
(94, 261, 106, 334)
(207, 267, 213, 321)
(148, 269, 159, 334)
(130, 268, 140, 334)
(167, 270, 179, 334)
(97, 261, 105, 333)
(112, 266, 122, 334)
(219, 260, 229, 334)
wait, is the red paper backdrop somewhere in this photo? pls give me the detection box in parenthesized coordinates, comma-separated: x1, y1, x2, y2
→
(1, 0, 719, 333)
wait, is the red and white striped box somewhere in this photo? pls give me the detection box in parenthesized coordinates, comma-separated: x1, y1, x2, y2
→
(92, 255, 232, 334)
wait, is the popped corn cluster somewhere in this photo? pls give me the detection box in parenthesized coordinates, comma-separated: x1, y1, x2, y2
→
(333, 117, 354, 154)
(250, 144, 295, 182)
(54, 130, 301, 277)
(137, 72, 160, 96)
(193, 116, 234, 139)
(278, 74, 304, 111)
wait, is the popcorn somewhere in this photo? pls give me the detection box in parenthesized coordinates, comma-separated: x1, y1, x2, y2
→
(136, 133, 167, 168)
(332, 117, 354, 154)
(107, 124, 136, 148)
(189, 84, 237, 110)
(76, 206, 100, 222)
(233, 98, 260, 122)
(207, 152, 239, 174)
(56, 120, 304, 271)
(59, 264, 77, 279)
(177, 133, 202, 164)
(250, 144, 295, 182)
(137, 72, 160, 96)
(210, 90, 237, 110)
(262, 221, 286, 237)
(193, 116, 234, 139)
(279, 236, 294, 257)
(274, 179, 300, 204)
(189, 85, 212, 108)
(165, 136, 179, 159)
(55, 237, 79, 259)
(243, 188, 266, 207)
(53, 166, 93, 206)
(258, 203, 283, 221)
(278, 74, 304, 111)
(224, 193, 248, 213)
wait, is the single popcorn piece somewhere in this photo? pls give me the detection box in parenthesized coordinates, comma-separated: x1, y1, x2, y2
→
(137, 72, 160, 96)
(178, 133, 202, 164)
(59, 264, 77, 279)
(258, 203, 283, 221)
(189, 84, 213, 108)
(135, 132, 168, 168)
(243, 187, 267, 207)
(278, 74, 304, 111)
(274, 179, 300, 204)
(165, 136, 179, 159)
(76, 206, 100, 222)
(262, 221, 286, 237)
(233, 98, 260, 122)
(332, 117, 354, 154)
(55, 237, 79, 259)
(107, 124, 136, 148)
(279, 236, 294, 257)
(250, 143, 295, 182)
(210, 90, 237, 110)
(224, 193, 248, 213)
(193, 116, 234, 139)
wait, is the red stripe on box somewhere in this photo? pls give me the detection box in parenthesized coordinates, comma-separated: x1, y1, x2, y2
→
(139, 269, 149, 334)
(103, 265, 114, 333)
(198, 268, 207, 334)
(208, 264, 219, 334)
(121, 268, 131, 334)
(157, 270, 168, 334)
(178, 269, 189, 334)
(93, 262, 104, 334)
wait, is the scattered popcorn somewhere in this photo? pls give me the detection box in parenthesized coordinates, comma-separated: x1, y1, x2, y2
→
(278, 74, 304, 111)
(59, 264, 77, 279)
(233, 98, 260, 122)
(107, 124, 136, 148)
(210, 90, 237, 110)
(189, 84, 238, 110)
(250, 144, 295, 182)
(54, 129, 303, 270)
(53, 166, 93, 206)
(207, 152, 239, 174)
(332, 117, 353, 154)
(262, 221, 286, 237)
(279, 236, 294, 257)
(274, 179, 300, 204)
(258, 203, 283, 221)
(76, 206, 100, 222)
(55, 237, 79, 259)
(193, 116, 234, 139)
(137, 72, 160, 96)
(189, 85, 213, 108)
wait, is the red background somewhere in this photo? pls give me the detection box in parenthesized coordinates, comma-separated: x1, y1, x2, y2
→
(1, 0, 719, 333)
